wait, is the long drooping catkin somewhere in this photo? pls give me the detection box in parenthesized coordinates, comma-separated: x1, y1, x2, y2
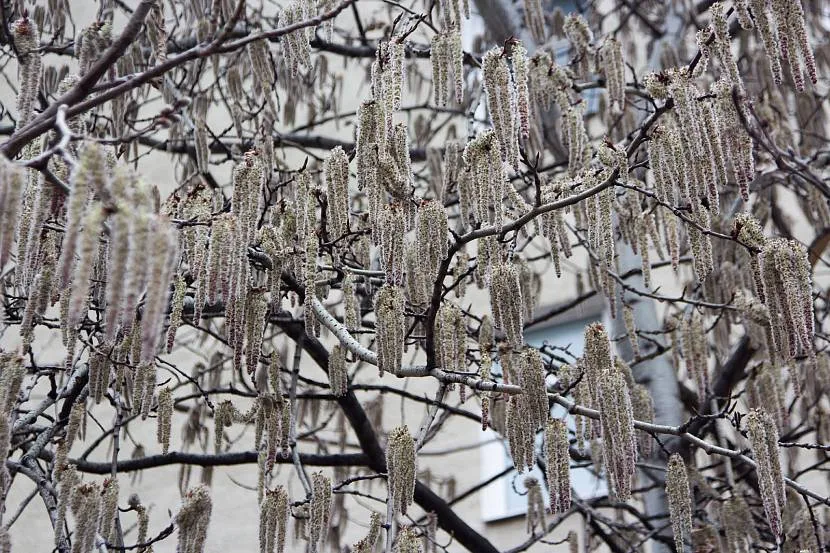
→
(666, 454, 692, 552)
(387, 426, 416, 516)
(544, 419, 571, 514)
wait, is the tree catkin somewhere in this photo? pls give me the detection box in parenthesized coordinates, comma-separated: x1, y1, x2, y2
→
(375, 284, 406, 376)
(746, 408, 785, 537)
(490, 264, 524, 347)
(666, 454, 692, 552)
(309, 471, 332, 552)
(544, 419, 571, 514)
(259, 486, 289, 553)
(387, 425, 416, 516)
(175, 485, 212, 553)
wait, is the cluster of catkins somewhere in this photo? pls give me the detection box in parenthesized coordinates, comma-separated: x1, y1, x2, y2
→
(387, 425, 416, 516)
(505, 349, 549, 471)
(734, 0, 818, 91)
(581, 324, 638, 500)
(52, 468, 119, 553)
(259, 486, 290, 553)
(746, 408, 786, 537)
(175, 485, 213, 553)
(309, 472, 332, 553)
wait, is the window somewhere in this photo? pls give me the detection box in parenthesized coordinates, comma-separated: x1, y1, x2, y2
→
(479, 299, 608, 522)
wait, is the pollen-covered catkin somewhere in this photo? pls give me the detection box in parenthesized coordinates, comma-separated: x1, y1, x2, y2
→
(378, 203, 406, 284)
(666, 454, 692, 553)
(760, 238, 814, 363)
(67, 204, 104, 330)
(387, 425, 416, 516)
(176, 485, 212, 553)
(506, 396, 535, 471)
(328, 345, 348, 397)
(746, 408, 785, 536)
(157, 387, 173, 454)
(309, 472, 331, 552)
(166, 273, 187, 352)
(324, 146, 350, 240)
(598, 38, 625, 114)
(375, 284, 405, 376)
(598, 368, 637, 500)
(545, 419, 571, 514)
(70, 481, 101, 553)
(482, 48, 519, 169)
(512, 43, 530, 139)
(99, 477, 119, 542)
(681, 311, 709, 400)
(0, 159, 24, 270)
(519, 349, 548, 429)
(415, 200, 449, 285)
(434, 304, 467, 373)
(260, 486, 289, 553)
(140, 220, 179, 364)
(11, 17, 42, 128)
(490, 264, 524, 347)
(394, 527, 421, 553)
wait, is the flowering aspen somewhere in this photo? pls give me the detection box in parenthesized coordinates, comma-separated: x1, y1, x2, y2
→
(176, 485, 212, 553)
(66, 204, 104, 330)
(324, 146, 350, 240)
(378, 203, 405, 284)
(598, 368, 637, 500)
(598, 38, 625, 114)
(140, 219, 179, 364)
(0, 159, 24, 270)
(70, 481, 101, 553)
(666, 454, 692, 552)
(328, 344, 348, 397)
(563, 14, 593, 77)
(545, 419, 571, 514)
(490, 264, 524, 347)
(483, 48, 519, 168)
(260, 486, 289, 553)
(395, 527, 421, 553)
(506, 396, 535, 471)
(434, 304, 466, 373)
(309, 471, 332, 552)
(512, 43, 530, 139)
(746, 409, 786, 537)
(99, 477, 119, 543)
(11, 18, 42, 128)
(681, 311, 709, 400)
(760, 238, 813, 363)
(352, 512, 382, 552)
(415, 200, 449, 284)
(375, 284, 405, 375)
(387, 425, 416, 516)
(157, 387, 173, 454)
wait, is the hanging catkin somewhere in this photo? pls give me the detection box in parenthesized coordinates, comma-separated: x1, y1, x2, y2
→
(387, 425, 416, 516)
(544, 419, 571, 514)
